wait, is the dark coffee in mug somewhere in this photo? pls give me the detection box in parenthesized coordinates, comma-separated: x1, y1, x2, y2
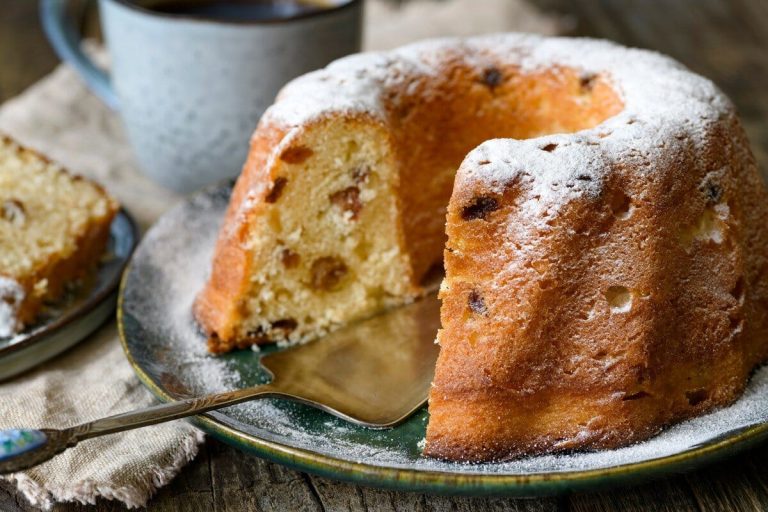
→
(137, 0, 333, 21)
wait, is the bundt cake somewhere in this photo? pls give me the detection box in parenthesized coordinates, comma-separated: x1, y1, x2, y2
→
(195, 34, 768, 461)
(0, 135, 118, 338)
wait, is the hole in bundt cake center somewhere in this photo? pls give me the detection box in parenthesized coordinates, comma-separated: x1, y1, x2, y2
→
(385, 64, 623, 282)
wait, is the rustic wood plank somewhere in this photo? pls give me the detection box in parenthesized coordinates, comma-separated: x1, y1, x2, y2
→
(421, 495, 560, 512)
(0, 0, 61, 103)
(536, 0, 768, 180)
(0, 478, 30, 512)
(207, 442, 322, 512)
(569, 478, 700, 512)
(143, 438, 215, 512)
(307, 474, 560, 511)
(683, 444, 768, 511)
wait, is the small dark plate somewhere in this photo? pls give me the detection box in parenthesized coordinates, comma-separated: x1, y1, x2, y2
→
(119, 184, 768, 496)
(0, 210, 139, 381)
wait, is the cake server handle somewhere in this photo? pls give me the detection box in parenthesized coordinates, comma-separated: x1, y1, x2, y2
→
(0, 384, 280, 474)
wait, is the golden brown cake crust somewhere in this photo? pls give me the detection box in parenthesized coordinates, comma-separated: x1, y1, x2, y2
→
(425, 111, 768, 463)
(193, 34, 768, 461)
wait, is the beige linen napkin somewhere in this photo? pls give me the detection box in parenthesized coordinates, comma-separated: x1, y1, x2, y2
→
(0, 56, 194, 511)
(0, 0, 559, 509)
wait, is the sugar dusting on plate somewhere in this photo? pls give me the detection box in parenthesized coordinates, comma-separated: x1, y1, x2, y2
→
(122, 183, 768, 476)
(0, 276, 24, 339)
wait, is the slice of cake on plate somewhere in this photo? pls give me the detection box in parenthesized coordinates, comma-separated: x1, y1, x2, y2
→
(0, 135, 118, 338)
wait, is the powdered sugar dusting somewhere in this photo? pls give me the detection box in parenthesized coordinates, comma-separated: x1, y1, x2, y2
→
(123, 185, 768, 477)
(261, 33, 731, 225)
(124, 189, 241, 395)
(0, 276, 23, 338)
(460, 33, 729, 208)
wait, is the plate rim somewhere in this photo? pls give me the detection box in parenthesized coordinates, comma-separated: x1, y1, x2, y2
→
(117, 186, 768, 496)
(0, 208, 139, 357)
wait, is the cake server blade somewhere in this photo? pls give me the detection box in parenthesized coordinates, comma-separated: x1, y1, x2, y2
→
(0, 292, 441, 474)
(258, 291, 441, 426)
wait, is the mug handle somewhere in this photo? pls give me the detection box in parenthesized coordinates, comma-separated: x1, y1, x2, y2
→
(39, 0, 119, 109)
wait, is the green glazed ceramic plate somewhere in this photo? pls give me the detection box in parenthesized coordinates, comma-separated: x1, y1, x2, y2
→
(1, 210, 138, 381)
(119, 184, 768, 496)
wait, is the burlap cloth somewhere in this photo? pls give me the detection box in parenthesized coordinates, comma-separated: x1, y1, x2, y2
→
(0, 0, 560, 509)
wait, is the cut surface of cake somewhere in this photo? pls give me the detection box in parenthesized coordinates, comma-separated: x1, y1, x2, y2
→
(0, 135, 118, 338)
(195, 34, 768, 461)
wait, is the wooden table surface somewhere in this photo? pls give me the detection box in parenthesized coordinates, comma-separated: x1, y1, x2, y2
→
(2, 0, 768, 510)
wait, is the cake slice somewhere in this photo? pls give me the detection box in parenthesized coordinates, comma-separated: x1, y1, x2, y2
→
(194, 117, 421, 353)
(0, 135, 118, 338)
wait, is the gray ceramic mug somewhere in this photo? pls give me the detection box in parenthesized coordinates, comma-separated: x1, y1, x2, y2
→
(40, 0, 362, 192)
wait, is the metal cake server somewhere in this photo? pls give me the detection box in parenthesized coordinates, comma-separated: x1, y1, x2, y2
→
(0, 292, 441, 474)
